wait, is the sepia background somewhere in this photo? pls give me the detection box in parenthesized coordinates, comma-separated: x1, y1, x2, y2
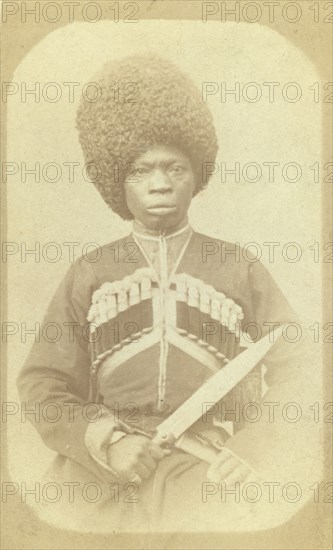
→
(3, 13, 327, 544)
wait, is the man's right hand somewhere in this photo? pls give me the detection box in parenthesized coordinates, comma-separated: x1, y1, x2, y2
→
(107, 434, 168, 484)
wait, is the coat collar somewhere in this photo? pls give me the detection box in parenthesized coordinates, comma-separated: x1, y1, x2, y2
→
(132, 218, 191, 241)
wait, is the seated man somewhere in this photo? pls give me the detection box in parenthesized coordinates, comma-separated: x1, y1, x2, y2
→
(17, 55, 319, 532)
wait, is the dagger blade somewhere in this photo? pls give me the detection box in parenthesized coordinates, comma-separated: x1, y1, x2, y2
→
(154, 326, 284, 444)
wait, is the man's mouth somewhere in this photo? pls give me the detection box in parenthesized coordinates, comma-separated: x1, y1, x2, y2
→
(146, 205, 177, 212)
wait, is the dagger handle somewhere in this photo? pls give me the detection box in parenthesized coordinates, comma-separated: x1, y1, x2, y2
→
(135, 428, 219, 463)
(153, 431, 176, 447)
(174, 433, 219, 464)
(154, 432, 220, 463)
(131, 428, 175, 448)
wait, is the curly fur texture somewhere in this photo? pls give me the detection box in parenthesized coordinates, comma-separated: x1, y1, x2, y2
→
(76, 55, 219, 219)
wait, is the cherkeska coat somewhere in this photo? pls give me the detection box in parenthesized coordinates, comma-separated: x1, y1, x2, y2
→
(17, 227, 317, 531)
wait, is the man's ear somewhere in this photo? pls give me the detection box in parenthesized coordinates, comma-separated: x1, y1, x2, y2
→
(192, 177, 197, 196)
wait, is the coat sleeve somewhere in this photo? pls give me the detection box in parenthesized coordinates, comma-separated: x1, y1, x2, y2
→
(16, 258, 125, 483)
(223, 259, 322, 481)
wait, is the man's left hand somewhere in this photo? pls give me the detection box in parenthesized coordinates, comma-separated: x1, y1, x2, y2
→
(206, 449, 253, 485)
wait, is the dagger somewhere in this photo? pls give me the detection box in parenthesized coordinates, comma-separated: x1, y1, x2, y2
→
(145, 325, 284, 462)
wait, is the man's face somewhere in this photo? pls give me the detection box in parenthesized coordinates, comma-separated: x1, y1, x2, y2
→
(124, 145, 195, 231)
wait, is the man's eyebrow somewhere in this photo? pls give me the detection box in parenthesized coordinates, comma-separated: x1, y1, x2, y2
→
(136, 158, 189, 167)
(135, 160, 154, 167)
(164, 158, 189, 166)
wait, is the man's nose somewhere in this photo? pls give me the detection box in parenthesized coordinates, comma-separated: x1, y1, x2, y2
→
(148, 169, 172, 193)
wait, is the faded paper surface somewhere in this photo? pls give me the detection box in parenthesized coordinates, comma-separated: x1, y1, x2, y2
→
(1, 1, 332, 549)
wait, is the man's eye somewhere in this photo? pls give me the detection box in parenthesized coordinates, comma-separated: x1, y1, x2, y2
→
(136, 167, 149, 175)
(169, 165, 185, 174)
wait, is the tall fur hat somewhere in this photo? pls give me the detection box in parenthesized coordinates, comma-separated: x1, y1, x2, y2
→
(76, 55, 219, 220)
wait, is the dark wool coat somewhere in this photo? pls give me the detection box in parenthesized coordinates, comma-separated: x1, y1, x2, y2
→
(17, 231, 317, 531)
